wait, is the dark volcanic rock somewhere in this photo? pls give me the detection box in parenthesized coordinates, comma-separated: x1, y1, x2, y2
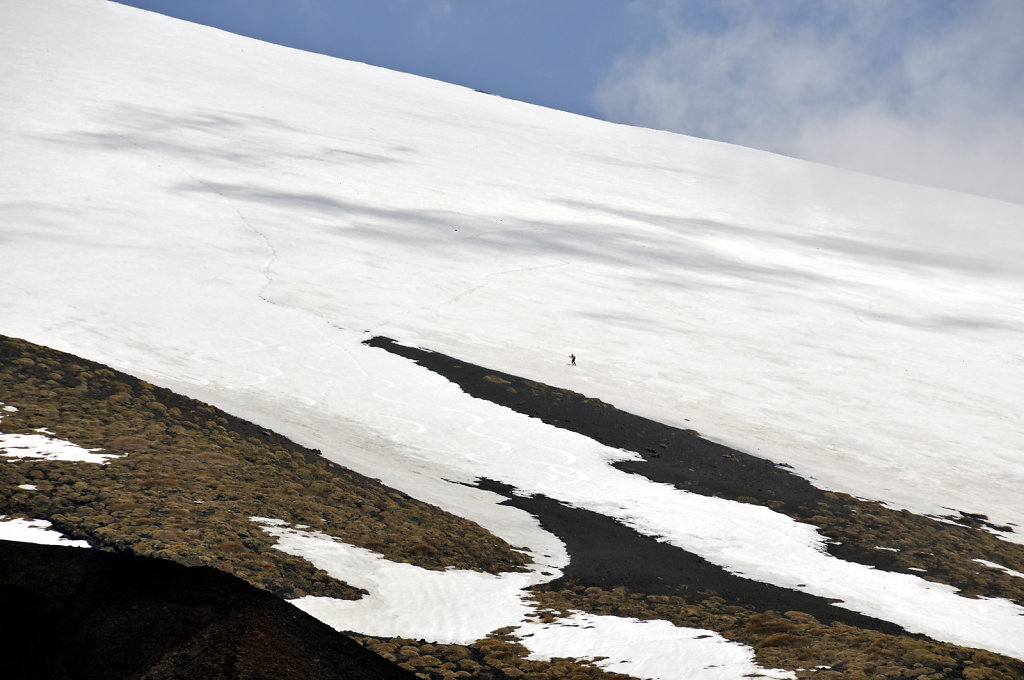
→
(0, 540, 416, 680)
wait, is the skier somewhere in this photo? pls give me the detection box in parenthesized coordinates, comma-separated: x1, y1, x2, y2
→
(569, 353, 576, 366)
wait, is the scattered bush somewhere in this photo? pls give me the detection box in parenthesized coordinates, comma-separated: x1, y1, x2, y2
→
(756, 633, 808, 649)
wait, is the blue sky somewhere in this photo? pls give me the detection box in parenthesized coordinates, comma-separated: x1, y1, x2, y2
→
(114, 0, 646, 119)
(114, 0, 1024, 205)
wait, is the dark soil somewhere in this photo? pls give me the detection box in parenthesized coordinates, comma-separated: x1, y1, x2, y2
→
(0, 539, 417, 680)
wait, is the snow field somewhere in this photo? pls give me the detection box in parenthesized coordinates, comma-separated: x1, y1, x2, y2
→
(3, 0, 1024, 672)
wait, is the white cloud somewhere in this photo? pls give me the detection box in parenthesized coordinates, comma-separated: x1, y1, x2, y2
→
(428, 0, 453, 20)
(594, 0, 1024, 205)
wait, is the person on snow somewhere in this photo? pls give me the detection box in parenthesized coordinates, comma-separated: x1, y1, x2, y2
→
(569, 354, 576, 366)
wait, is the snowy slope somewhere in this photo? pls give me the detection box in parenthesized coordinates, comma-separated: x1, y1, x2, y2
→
(3, 0, 1024, 671)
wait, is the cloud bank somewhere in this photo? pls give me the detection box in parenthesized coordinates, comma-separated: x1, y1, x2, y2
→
(594, 0, 1024, 205)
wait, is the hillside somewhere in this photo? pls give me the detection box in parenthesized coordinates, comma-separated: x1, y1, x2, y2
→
(4, 335, 1024, 679)
(3, 0, 1024, 678)
(0, 539, 419, 680)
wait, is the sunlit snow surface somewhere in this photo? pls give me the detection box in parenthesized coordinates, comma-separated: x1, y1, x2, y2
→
(0, 517, 90, 548)
(517, 613, 795, 680)
(3, 0, 1024, 669)
(255, 518, 794, 680)
(974, 559, 1024, 581)
(253, 517, 545, 644)
(0, 406, 120, 463)
(0, 429, 121, 464)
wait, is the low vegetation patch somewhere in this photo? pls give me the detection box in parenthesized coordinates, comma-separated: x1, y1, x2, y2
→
(352, 628, 633, 680)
